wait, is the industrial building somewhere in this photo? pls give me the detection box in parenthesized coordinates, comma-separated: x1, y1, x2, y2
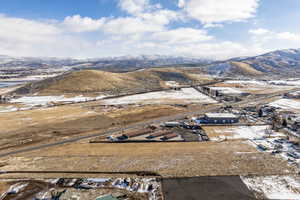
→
(194, 113, 239, 124)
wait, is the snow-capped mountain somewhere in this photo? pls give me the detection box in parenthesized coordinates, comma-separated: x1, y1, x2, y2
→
(0, 55, 211, 73)
(203, 49, 300, 77)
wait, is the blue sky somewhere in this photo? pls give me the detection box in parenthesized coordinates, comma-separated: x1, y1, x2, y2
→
(0, 0, 299, 59)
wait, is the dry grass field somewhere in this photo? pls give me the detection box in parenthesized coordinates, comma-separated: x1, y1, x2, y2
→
(0, 102, 185, 153)
(0, 140, 295, 178)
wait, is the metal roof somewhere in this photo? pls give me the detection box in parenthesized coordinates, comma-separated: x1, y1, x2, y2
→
(205, 113, 238, 119)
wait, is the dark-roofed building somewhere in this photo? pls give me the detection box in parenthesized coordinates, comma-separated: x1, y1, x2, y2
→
(195, 113, 239, 124)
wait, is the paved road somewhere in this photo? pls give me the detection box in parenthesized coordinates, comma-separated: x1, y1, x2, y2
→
(0, 87, 298, 158)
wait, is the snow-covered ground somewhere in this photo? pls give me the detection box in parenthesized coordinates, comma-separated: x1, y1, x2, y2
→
(211, 126, 284, 141)
(269, 99, 300, 110)
(225, 80, 268, 86)
(241, 175, 300, 200)
(269, 79, 300, 86)
(226, 79, 300, 87)
(7, 95, 107, 109)
(0, 105, 19, 113)
(165, 81, 180, 87)
(101, 88, 217, 105)
(209, 86, 243, 94)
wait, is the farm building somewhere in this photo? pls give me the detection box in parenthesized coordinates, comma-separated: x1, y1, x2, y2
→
(146, 131, 171, 139)
(160, 133, 179, 141)
(194, 113, 239, 124)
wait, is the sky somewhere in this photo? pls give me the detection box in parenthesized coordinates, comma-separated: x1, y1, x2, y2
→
(0, 0, 300, 59)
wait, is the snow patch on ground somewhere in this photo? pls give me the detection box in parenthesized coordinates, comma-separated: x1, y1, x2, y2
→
(241, 175, 300, 200)
(209, 87, 243, 94)
(269, 80, 300, 86)
(10, 95, 107, 107)
(0, 105, 18, 113)
(225, 80, 268, 86)
(212, 126, 284, 140)
(101, 88, 217, 105)
(269, 99, 300, 110)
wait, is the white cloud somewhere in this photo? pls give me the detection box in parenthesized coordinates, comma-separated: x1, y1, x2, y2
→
(249, 28, 270, 35)
(178, 0, 185, 8)
(249, 28, 300, 51)
(62, 15, 106, 32)
(119, 0, 150, 15)
(0, 15, 61, 43)
(0, 13, 264, 60)
(174, 41, 262, 59)
(102, 17, 164, 34)
(276, 32, 300, 41)
(182, 0, 260, 24)
(152, 28, 213, 44)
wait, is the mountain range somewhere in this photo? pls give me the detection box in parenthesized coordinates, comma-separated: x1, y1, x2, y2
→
(1, 48, 300, 77)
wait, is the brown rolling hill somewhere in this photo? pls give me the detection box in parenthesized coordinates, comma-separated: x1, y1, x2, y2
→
(13, 68, 214, 95)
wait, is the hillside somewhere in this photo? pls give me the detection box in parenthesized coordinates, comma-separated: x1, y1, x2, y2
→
(12, 68, 213, 95)
(202, 49, 300, 77)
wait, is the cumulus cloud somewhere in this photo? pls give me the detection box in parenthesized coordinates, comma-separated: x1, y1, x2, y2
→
(0, 0, 268, 60)
(249, 28, 270, 35)
(249, 28, 300, 51)
(119, 0, 150, 15)
(181, 0, 260, 24)
(152, 28, 213, 44)
(62, 15, 106, 32)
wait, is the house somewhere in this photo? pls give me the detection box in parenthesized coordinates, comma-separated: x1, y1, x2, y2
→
(195, 113, 239, 124)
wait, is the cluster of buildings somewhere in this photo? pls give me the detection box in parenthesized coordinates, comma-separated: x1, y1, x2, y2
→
(1, 178, 162, 200)
(257, 105, 300, 136)
(199, 86, 250, 102)
(194, 113, 239, 124)
(106, 128, 182, 142)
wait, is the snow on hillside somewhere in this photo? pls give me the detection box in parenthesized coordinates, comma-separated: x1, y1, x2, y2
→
(10, 95, 107, 107)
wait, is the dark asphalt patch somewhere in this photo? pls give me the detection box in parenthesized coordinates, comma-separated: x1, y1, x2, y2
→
(162, 176, 256, 200)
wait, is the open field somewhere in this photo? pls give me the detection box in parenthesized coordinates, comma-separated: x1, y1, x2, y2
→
(0, 140, 296, 178)
(0, 102, 186, 153)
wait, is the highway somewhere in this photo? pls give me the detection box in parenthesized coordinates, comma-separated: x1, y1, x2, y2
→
(0, 87, 298, 158)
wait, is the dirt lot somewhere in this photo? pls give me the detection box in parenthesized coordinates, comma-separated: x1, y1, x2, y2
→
(0, 103, 185, 153)
(162, 176, 255, 200)
(0, 140, 296, 178)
